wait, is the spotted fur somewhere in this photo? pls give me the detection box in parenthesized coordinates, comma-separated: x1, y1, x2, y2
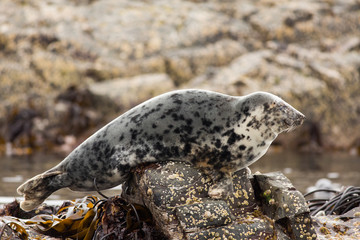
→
(17, 89, 305, 211)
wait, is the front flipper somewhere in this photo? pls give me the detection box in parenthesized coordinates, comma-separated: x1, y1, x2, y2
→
(17, 170, 69, 211)
(208, 172, 234, 199)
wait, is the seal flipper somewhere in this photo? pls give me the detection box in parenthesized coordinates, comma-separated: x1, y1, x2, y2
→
(208, 172, 234, 199)
(17, 170, 70, 211)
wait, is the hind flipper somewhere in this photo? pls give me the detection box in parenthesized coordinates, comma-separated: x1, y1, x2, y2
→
(17, 170, 68, 211)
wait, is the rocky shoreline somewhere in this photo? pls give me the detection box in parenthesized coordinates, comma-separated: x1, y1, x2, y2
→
(1, 163, 359, 239)
(1, 0, 360, 155)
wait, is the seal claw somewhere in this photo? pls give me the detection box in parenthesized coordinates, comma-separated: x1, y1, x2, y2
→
(208, 173, 233, 199)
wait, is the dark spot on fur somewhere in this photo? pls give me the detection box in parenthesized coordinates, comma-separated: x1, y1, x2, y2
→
(171, 113, 185, 121)
(117, 163, 130, 173)
(215, 139, 222, 148)
(91, 163, 98, 170)
(170, 93, 180, 99)
(247, 154, 254, 161)
(182, 125, 193, 134)
(263, 103, 270, 111)
(222, 129, 232, 136)
(183, 143, 192, 155)
(194, 112, 200, 117)
(119, 134, 124, 141)
(201, 118, 212, 127)
(135, 148, 147, 159)
(242, 106, 250, 116)
(225, 130, 245, 145)
(155, 134, 163, 141)
(130, 129, 139, 141)
(212, 125, 222, 133)
(154, 142, 164, 151)
(163, 146, 180, 158)
(247, 117, 261, 129)
(234, 112, 242, 120)
(220, 146, 232, 162)
(131, 114, 141, 123)
(122, 163, 130, 170)
(238, 145, 246, 151)
(171, 113, 179, 121)
(173, 99, 183, 104)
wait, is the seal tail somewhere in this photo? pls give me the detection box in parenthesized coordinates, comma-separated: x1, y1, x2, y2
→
(17, 170, 68, 211)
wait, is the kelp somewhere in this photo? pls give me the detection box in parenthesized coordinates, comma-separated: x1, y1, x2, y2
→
(93, 196, 156, 239)
(0, 195, 167, 240)
(305, 186, 360, 216)
(0, 196, 103, 239)
(0, 217, 29, 240)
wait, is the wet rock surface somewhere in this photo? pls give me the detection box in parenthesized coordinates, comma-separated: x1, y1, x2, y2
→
(122, 161, 317, 239)
(1, 0, 360, 154)
(253, 172, 317, 239)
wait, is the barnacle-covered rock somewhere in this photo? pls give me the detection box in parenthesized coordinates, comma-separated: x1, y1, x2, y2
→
(122, 161, 317, 239)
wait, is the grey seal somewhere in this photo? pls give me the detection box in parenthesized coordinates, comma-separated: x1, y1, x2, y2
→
(17, 89, 305, 211)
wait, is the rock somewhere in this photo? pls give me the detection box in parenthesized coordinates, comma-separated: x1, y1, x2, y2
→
(313, 211, 360, 239)
(253, 172, 317, 240)
(270, 52, 306, 70)
(336, 37, 360, 53)
(88, 73, 175, 109)
(176, 200, 233, 232)
(122, 161, 212, 239)
(186, 50, 273, 94)
(308, 62, 345, 88)
(1, 0, 360, 152)
(164, 39, 247, 85)
(187, 221, 274, 240)
(253, 172, 311, 220)
(248, 1, 325, 42)
(226, 168, 257, 216)
(122, 161, 317, 239)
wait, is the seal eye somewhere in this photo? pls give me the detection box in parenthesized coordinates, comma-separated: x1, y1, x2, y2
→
(277, 104, 288, 113)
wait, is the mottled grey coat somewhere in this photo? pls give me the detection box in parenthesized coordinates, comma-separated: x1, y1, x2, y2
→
(17, 89, 305, 211)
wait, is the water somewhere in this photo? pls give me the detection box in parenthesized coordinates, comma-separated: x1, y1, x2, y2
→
(252, 150, 360, 192)
(0, 150, 359, 205)
(0, 153, 123, 204)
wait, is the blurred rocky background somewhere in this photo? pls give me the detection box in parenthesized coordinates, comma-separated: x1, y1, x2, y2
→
(0, 0, 360, 156)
